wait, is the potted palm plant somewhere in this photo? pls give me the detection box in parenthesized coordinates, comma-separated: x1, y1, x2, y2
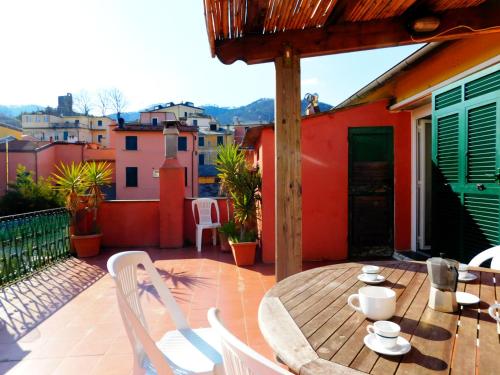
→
(216, 144, 261, 266)
(52, 161, 112, 257)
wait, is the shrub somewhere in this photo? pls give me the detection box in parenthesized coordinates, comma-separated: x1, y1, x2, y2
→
(0, 165, 65, 216)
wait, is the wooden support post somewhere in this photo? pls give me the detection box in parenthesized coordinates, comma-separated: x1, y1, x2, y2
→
(275, 49, 302, 281)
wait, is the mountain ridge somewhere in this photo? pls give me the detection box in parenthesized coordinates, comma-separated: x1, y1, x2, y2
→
(0, 98, 333, 126)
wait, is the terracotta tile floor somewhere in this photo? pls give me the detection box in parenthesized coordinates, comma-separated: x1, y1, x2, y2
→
(0, 246, 326, 374)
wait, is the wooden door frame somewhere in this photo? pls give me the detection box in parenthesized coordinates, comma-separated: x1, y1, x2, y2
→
(347, 126, 395, 258)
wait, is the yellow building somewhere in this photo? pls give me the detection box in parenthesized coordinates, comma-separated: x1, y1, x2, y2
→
(0, 122, 23, 139)
(197, 129, 234, 165)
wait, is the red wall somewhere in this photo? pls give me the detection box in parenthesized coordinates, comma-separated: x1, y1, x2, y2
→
(257, 100, 412, 263)
(99, 198, 232, 248)
(99, 200, 160, 247)
(183, 198, 232, 246)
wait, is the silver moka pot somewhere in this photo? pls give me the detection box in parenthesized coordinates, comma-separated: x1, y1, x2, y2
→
(426, 257, 459, 313)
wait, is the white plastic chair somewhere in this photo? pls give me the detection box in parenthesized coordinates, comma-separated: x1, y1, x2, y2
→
(192, 198, 221, 252)
(468, 245, 500, 270)
(207, 308, 292, 375)
(107, 251, 224, 375)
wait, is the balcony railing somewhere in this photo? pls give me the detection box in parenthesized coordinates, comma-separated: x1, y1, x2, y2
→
(0, 208, 70, 285)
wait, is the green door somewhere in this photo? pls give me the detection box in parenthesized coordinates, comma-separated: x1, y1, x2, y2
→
(348, 127, 394, 258)
(432, 65, 500, 262)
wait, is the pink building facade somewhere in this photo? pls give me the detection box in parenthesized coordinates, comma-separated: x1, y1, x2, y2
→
(113, 124, 198, 200)
(0, 141, 115, 196)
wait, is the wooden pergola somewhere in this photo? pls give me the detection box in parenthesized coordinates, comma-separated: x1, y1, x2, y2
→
(202, 0, 500, 281)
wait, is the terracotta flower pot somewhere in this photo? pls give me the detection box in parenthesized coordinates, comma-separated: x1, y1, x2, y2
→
(71, 233, 102, 258)
(229, 240, 257, 266)
(218, 232, 231, 252)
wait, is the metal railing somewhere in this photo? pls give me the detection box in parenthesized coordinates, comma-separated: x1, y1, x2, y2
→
(0, 208, 71, 285)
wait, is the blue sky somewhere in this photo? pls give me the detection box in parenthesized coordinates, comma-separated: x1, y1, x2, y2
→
(0, 0, 423, 112)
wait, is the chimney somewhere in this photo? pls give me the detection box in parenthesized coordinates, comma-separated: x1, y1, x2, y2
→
(163, 123, 179, 159)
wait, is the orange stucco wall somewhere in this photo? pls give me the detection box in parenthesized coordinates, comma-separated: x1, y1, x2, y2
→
(256, 100, 411, 263)
(351, 33, 500, 106)
(99, 200, 160, 247)
(98, 197, 232, 248)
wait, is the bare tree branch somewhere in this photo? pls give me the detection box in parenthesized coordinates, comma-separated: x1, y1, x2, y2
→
(107, 88, 127, 118)
(96, 89, 110, 117)
(74, 90, 93, 115)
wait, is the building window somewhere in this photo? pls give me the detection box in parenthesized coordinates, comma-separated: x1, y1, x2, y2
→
(210, 123, 217, 131)
(193, 119, 198, 126)
(54, 134, 59, 141)
(178, 136, 187, 151)
(184, 167, 188, 186)
(98, 120, 103, 127)
(198, 136, 205, 147)
(199, 153, 205, 165)
(125, 136, 138, 150)
(217, 136, 224, 146)
(75, 119, 79, 125)
(63, 131, 68, 141)
(44, 116, 49, 122)
(126, 167, 138, 187)
(152, 118, 158, 126)
(184, 112, 187, 117)
(98, 135, 103, 143)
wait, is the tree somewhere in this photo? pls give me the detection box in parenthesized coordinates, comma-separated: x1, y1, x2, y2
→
(96, 89, 110, 117)
(74, 90, 93, 115)
(0, 165, 65, 215)
(107, 88, 127, 120)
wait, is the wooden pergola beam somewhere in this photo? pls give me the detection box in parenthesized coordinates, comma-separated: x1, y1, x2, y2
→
(275, 49, 302, 281)
(214, 2, 500, 65)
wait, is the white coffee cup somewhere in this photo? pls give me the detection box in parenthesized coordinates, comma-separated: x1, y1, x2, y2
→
(458, 263, 469, 279)
(348, 286, 396, 320)
(488, 303, 500, 323)
(367, 321, 400, 349)
(362, 265, 380, 281)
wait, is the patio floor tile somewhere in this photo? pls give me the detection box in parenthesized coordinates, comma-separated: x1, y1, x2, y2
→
(0, 246, 336, 374)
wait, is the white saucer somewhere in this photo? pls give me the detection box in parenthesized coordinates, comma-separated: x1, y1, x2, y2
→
(458, 273, 477, 282)
(456, 291, 480, 305)
(364, 334, 411, 356)
(357, 274, 386, 284)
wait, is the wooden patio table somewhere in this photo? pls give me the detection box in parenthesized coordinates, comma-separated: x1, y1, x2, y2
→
(258, 260, 500, 375)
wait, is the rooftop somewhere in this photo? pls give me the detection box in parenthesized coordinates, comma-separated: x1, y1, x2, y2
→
(0, 247, 286, 374)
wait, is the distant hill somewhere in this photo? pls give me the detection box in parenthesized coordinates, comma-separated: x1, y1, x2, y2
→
(1, 98, 333, 127)
(0, 114, 21, 128)
(202, 98, 332, 125)
(0, 104, 42, 118)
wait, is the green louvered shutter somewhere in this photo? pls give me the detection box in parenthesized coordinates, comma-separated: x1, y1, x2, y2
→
(433, 64, 500, 262)
(436, 113, 460, 183)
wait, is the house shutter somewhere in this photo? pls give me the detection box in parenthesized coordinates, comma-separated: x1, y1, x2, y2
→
(436, 113, 460, 183)
(432, 64, 500, 262)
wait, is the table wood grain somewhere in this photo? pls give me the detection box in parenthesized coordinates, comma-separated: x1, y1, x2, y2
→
(258, 261, 500, 374)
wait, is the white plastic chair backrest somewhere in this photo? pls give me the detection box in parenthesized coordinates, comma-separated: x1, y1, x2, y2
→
(207, 308, 292, 375)
(468, 245, 500, 268)
(107, 251, 190, 373)
(192, 198, 220, 226)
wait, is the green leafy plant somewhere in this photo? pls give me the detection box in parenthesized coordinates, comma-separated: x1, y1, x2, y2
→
(51, 161, 112, 234)
(0, 165, 65, 215)
(218, 220, 237, 237)
(216, 144, 261, 242)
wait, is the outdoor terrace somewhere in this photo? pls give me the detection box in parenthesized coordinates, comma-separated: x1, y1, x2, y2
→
(0, 246, 306, 375)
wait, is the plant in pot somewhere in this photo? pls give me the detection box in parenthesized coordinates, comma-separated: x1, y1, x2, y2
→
(53, 161, 112, 257)
(216, 144, 261, 266)
(218, 220, 236, 252)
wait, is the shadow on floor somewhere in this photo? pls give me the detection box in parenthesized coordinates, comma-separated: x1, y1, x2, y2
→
(0, 257, 105, 343)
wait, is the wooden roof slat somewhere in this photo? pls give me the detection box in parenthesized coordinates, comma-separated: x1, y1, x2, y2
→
(204, 0, 499, 64)
(246, 0, 269, 33)
(310, 0, 337, 27)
